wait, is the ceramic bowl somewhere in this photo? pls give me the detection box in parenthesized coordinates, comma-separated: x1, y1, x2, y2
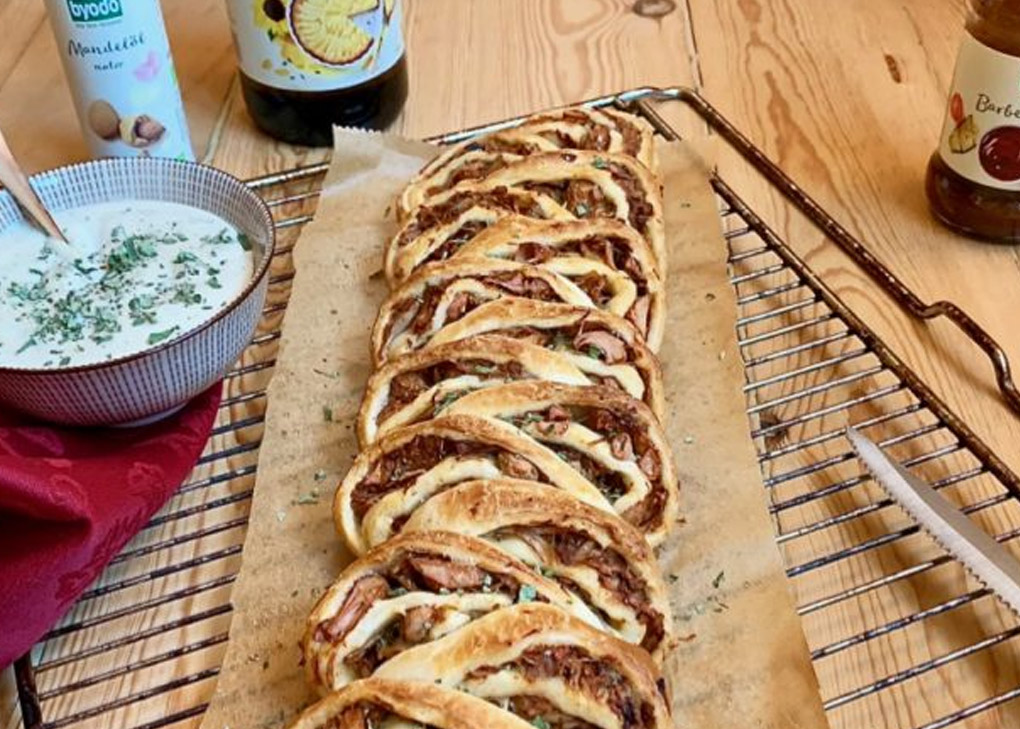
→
(0, 157, 275, 426)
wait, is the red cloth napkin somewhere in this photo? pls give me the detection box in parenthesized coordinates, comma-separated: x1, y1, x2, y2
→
(0, 383, 222, 669)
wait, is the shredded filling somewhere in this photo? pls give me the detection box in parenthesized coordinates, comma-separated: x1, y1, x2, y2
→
(378, 358, 526, 423)
(491, 523, 664, 652)
(493, 321, 633, 367)
(507, 695, 601, 729)
(518, 156, 654, 235)
(396, 272, 561, 341)
(507, 233, 653, 333)
(327, 702, 435, 729)
(552, 444, 629, 503)
(397, 187, 550, 250)
(506, 404, 665, 531)
(426, 157, 512, 197)
(352, 435, 549, 519)
(466, 644, 656, 729)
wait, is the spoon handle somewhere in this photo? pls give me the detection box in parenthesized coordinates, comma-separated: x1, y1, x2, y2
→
(0, 128, 68, 243)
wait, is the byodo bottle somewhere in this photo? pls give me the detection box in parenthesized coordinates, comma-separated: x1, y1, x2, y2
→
(226, 0, 409, 146)
(926, 0, 1020, 242)
(44, 0, 194, 161)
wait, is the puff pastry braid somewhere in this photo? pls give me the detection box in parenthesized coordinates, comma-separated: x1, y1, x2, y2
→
(401, 479, 672, 660)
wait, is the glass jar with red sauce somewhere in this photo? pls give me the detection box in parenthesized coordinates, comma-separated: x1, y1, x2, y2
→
(926, 0, 1020, 243)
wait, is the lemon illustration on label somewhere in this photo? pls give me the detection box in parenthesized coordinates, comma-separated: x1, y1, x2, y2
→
(289, 0, 380, 66)
(383, 0, 395, 21)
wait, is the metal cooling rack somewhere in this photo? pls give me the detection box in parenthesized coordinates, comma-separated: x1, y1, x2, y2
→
(12, 87, 1020, 729)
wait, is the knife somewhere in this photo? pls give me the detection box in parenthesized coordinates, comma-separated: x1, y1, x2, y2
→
(846, 425, 1020, 615)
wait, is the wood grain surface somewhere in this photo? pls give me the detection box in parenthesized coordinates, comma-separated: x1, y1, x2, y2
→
(4, 1, 1020, 729)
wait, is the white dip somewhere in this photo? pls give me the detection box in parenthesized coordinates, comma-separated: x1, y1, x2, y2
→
(0, 200, 254, 369)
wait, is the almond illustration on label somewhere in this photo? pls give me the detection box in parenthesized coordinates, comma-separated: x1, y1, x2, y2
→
(119, 115, 166, 147)
(288, 0, 379, 66)
(87, 100, 120, 141)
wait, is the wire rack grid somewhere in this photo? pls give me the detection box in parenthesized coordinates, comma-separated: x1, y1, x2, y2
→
(11, 88, 1020, 729)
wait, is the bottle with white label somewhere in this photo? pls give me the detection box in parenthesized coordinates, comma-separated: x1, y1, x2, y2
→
(225, 0, 408, 146)
(926, 0, 1020, 243)
(44, 0, 194, 161)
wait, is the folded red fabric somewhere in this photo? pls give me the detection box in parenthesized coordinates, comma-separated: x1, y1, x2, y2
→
(0, 383, 222, 669)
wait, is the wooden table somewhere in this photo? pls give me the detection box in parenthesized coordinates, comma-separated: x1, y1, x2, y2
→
(5, 1, 1020, 728)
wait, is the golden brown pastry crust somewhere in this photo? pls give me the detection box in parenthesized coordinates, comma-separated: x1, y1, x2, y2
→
(374, 602, 673, 729)
(372, 257, 592, 366)
(454, 217, 665, 350)
(334, 413, 615, 555)
(385, 184, 574, 287)
(443, 382, 678, 547)
(418, 298, 665, 418)
(400, 479, 673, 662)
(303, 530, 604, 691)
(357, 335, 593, 447)
(477, 151, 666, 270)
(286, 677, 538, 729)
(396, 106, 656, 219)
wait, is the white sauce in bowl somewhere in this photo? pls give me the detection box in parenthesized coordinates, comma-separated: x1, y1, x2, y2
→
(0, 200, 254, 369)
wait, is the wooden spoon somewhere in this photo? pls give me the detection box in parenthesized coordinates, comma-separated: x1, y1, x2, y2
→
(0, 127, 68, 243)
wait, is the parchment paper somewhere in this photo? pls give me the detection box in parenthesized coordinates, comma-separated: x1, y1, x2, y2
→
(198, 130, 830, 729)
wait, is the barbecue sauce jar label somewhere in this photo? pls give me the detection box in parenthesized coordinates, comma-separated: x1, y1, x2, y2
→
(938, 34, 1020, 190)
(226, 0, 404, 91)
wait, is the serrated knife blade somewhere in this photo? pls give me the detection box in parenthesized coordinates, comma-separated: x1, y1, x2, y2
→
(846, 426, 1020, 615)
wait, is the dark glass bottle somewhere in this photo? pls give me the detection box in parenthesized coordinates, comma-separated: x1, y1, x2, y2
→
(226, 0, 408, 147)
(926, 0, 1020, 243)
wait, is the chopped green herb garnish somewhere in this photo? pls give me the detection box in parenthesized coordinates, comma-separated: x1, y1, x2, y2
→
(712, 571, 725, 589)
(574, 202, 590, 217)
(73, 259, 97, 275)
(173, 283, 203, 305)
(237, 233, 253, 251)
(517, 584, 538, 603)
(202, 228, 234, 245)
(435, 390, 465, 411)
(531, 718, 550, 729)
(592, 157, 609, 170)
(147, 327, 179, 345)
(293, 489, 320, 505)
(322, 405, 334, 422)
(16, 338, 37, 354)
